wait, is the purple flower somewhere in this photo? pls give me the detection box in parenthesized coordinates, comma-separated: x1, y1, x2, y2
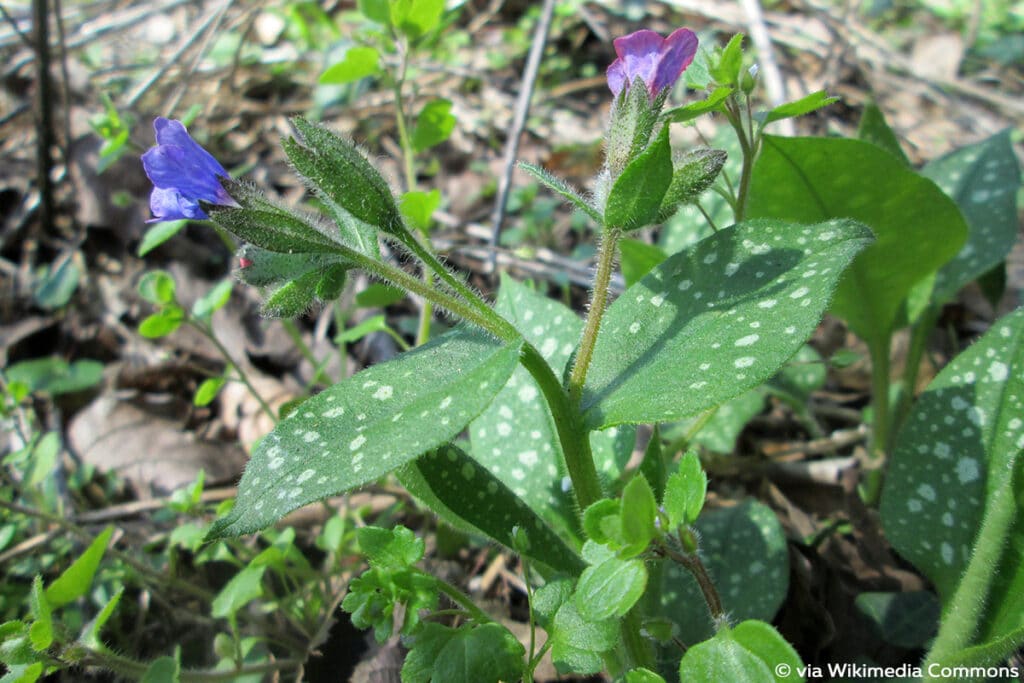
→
(607, 28, 698, 100)
(141, 117, 234, 222)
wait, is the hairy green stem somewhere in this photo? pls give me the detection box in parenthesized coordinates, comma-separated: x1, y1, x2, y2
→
(342, 248, 514, 341)
(620, 608, 655, 671)
(923, 470, 1019, 678)
(281, 318, 333, 386)
(659, 541, 724, 623)
(870, 334, 893, 451)
(436, 577, 494, 625)
(891, 306, 940, 446)
(78, 649, 300, 682)
(520, 344, 603, 513)
(725, 99, 755, 222)
(190, 321, 276, 422)
(568, 227, 621, 406)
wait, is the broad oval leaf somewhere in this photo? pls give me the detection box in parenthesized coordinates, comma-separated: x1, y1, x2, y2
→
(582, 218, 872, 429)
(881, 307, 1024, 607)
(660, 500, 789, 644)
(922, 130, 1020, 304)
(208, 329, 522, 537)
(747, 136, 967, 343)
(574, 554, 646, 620)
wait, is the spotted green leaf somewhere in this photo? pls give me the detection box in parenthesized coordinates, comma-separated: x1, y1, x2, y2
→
(583, 219, 872, 429)
(922, 130, 1020, 304)
(208, 329, 522, 538)
(660, 500, 789, 644)
(469, 276, 633, 541)
(747, 136, 967, 344)
(880, 307, 1024, 649)
(409, 445, 585, 576)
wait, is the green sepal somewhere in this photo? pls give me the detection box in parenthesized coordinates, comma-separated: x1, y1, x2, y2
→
(605, 76, 665, 178)
(605, 125, 673, 230)
(211, 179, 343, 254)
(656, 148, 728, 222)
(260, 269, 320, 318)
(285, 117, 406, 239)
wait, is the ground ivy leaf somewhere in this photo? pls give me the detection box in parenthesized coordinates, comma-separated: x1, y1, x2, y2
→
(660, 500, 789, 644)
(431, 623, 525, 683)
(409, 445, 585, 576)
(747, 136, 967, 343)
(921, 130, 1020, 304)
(574, 555, 646, 621)
(582, 218, 872, 429)
(208, 329, 522, 538)
(730, 620, 805, 683)
(678, 632, 776, 683)
(550, 599, 619, 675)
(880, 308, 1024, 608)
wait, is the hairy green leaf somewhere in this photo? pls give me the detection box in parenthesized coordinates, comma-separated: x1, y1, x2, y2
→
(582, 219, 872, 429)
(208, 329, 522, 537)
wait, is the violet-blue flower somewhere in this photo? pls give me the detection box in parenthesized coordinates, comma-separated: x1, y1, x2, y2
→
(141, 117, 234, 222)
(607, 28, 698, 101)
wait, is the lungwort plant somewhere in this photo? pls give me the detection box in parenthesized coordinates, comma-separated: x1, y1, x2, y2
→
(124, 20, 1021, 683)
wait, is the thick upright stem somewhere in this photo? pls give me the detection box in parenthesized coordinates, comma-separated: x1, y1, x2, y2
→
(725, 101, 754, 222)
(568, 227, 621, 406)
(520, 344, 603, 512)
(923, 474, 1018, 678)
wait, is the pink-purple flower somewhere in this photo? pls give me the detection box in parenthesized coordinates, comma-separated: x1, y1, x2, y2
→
(141, 117, 234, 222)
(607, 28, 699, 101)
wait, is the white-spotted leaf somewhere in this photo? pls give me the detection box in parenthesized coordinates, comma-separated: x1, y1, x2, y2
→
(582, 219, 872, 429)
(208, 329, 522, 537)
(922, 130, 1020, 304)
(660, 500, 789, 644)
(409, 445, 584, 576)
(881, 308, 1024, 610)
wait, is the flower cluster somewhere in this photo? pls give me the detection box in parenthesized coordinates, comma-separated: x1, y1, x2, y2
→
(141, 117, 235, 222)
